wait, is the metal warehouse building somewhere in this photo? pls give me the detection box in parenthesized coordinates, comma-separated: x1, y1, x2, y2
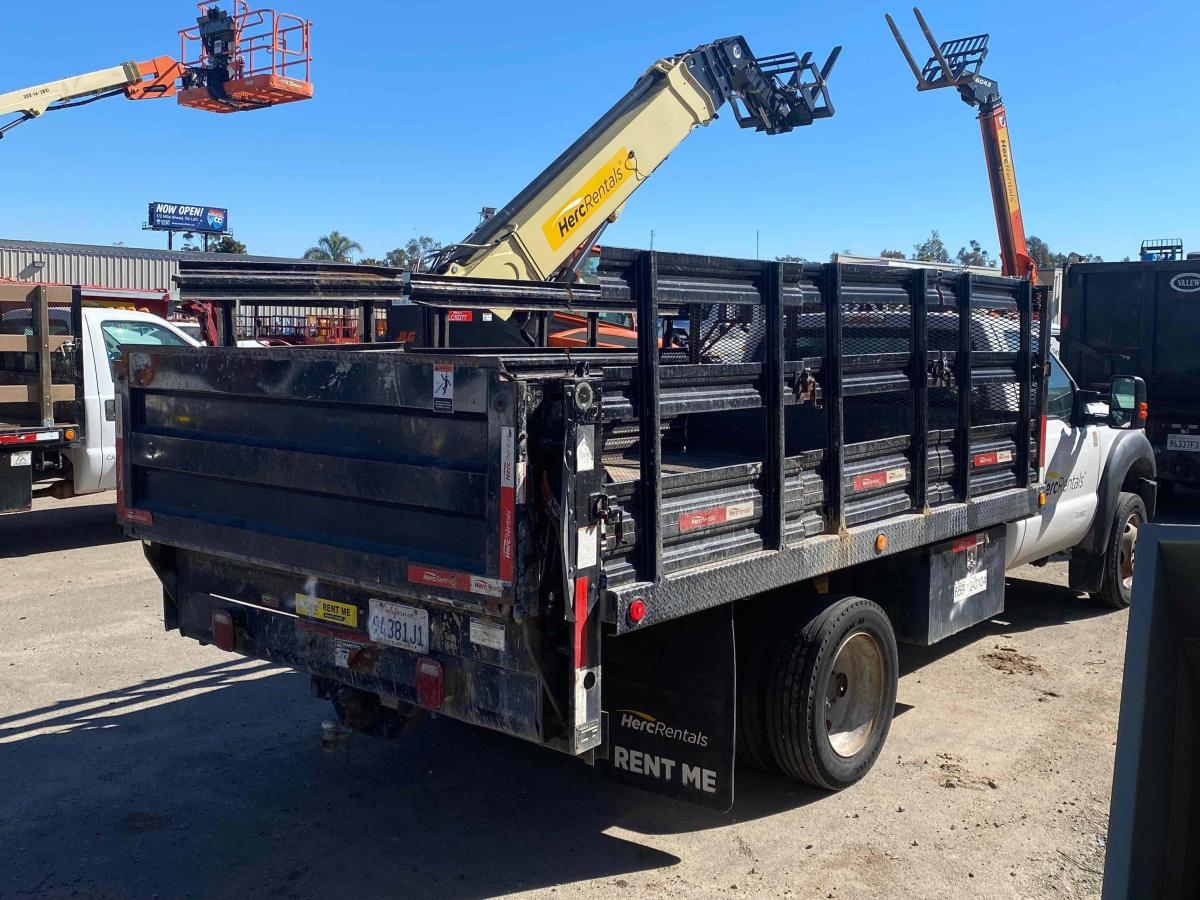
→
(0, 239, 191, 298)
(0, 239, 303, 303)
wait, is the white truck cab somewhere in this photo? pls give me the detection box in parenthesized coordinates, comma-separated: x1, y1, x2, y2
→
(0, 304, 198, 508)
(1007, 353, 1154, 607)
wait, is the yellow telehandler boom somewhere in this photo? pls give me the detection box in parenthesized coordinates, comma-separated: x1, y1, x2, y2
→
(430, 37, 840, 283)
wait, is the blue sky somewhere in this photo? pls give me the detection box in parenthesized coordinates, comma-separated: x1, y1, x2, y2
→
(2, 1, 1197, 263)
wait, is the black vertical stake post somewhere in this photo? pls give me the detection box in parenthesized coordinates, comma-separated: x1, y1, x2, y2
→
(911, 268, 929, 511)
(688, 300, 702, 364)
(219, 300, 237, 347)
(439, 311, 451, 348)
(763, 262, 785, 551)
(1016, 278, 1032, 485)
(956, 273, 974, 501)
(586, 312, 599, 348)
(361, 301, 375, 343)
(636, 251, 663, 583)
(823, 263, 845, 533)
(1033, 284, 1051, 477)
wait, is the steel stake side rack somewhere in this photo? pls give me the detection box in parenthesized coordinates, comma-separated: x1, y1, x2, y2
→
(402, 248, 1047, 630)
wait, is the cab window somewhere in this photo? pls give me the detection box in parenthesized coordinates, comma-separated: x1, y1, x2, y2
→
(1046, 355, 1074, 420)
(100, 320, 190, 372)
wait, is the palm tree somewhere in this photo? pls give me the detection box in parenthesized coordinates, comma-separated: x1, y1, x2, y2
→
(303, 230, 363, 263)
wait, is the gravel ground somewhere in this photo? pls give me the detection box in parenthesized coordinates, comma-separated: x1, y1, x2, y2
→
(1, 492, 1195, 899)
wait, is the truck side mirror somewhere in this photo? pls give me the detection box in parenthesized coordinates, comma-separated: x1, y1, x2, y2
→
(1108, 375, 1147, 430)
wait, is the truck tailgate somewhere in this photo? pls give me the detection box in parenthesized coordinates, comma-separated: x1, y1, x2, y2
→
(118, 346, 518, 609)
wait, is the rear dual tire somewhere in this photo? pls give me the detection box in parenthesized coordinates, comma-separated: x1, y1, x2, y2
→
(740, 595, 898, 790)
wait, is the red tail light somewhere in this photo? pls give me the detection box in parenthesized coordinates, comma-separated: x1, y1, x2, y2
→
(1038, 414, 1047, 474)
(211, 609, 237, 652)
(415, 657, 444, 709)
(1139, 402, 1148, 423)
(627, 597, 647, 624)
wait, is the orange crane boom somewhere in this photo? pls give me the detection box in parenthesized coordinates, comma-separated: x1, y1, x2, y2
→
(885, 8, 1037, 282)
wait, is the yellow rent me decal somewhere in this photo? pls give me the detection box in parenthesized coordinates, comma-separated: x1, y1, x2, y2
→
(542, 147, 630, 251)
(295, 594, 358, 628)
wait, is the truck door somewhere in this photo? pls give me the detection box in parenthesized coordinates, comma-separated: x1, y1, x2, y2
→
(1009, 354, 1101, 567)
(88, 316, 194, 491)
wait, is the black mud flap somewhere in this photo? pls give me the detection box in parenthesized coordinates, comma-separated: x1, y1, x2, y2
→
(0, 452, 33, 513)
(599, 604, 735, 811)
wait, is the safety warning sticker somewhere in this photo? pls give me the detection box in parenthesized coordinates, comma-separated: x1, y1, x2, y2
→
(433, 364, 454, 413)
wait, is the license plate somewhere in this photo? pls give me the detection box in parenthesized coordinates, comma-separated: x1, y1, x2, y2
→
(1167, 434, 1200, 453)
(953, 570, 988, 604)
(368, 599, 429, 654)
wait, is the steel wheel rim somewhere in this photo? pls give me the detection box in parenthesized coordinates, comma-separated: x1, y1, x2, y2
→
(825, 631, 886, 759)
(1119, 511, 1141, 593)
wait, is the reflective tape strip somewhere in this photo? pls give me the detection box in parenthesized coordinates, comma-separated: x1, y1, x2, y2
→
(973, 449, 1013, 468)
(499, 426, 515, 582)
(852, 466, 907, 492)
(407, 564, 504, 598)
(677, 500, 754, 532)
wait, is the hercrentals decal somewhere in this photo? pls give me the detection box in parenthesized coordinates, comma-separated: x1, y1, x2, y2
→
(541, 147, 630, 251)
(616, 709, 709, 747)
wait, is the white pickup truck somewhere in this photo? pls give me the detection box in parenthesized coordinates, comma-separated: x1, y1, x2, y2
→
(0, 283, 199, 513)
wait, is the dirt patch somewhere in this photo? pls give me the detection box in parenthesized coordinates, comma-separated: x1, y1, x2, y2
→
(982, 645, 1045, 675)
(936, 752, 1000, 790)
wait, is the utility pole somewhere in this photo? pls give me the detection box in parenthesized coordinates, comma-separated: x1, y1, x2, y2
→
(650, 229, 655, 250)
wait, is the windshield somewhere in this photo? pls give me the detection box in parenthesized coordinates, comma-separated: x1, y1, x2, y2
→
(100, 320, 190, 371)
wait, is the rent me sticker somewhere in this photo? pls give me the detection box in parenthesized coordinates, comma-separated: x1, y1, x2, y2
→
(294, 594, 358, 628)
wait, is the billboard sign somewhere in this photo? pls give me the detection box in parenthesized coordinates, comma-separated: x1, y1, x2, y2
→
(147, 202, 228, 234)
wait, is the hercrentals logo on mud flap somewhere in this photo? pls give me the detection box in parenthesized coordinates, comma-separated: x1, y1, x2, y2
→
(541, 147, 630, 251)
(617, 709, 709, 747)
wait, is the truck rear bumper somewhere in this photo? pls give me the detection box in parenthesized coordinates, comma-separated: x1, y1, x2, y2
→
(167, 549, 546, 746)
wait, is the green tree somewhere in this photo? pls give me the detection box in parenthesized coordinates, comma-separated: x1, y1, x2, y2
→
(358, 257, 386, 266)
(956, 240, 995, 268)
(304, 230, 363, 263)
(913, 230, 951, 263)
(1026, 235, 1054, 273)
(385, 236, 442, 271)
(1026, 235, 1102, 271)
(213, 235, 247, 254)
(880, 249, 906, 259)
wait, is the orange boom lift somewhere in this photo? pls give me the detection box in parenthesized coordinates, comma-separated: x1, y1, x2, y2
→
(885, 8, 1037, 281)
(0, 2, 311, 139)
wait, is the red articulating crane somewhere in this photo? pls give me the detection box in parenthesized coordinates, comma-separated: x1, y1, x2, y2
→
(0, 2, 312, 140)
(885, 8, 1037, 282)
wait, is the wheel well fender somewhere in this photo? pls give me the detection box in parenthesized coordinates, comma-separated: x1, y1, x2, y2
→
(1079, 430, 1156, 558)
